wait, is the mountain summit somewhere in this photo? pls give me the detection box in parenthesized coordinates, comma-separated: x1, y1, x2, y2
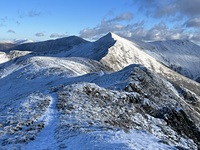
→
(0, 33, 200, 149)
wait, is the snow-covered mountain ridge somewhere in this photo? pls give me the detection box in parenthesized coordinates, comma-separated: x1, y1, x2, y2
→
(0, 32, 200, 149)
(0, 43, 16, 51)
(100, 33, 200, 82)
(5, 32, 200, 83)
(143, 39, 200, 82)
(6, 36, 88, 53)
(3, 32, 200, 83)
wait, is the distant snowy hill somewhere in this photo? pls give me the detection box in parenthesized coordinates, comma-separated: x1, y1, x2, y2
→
(8, 36, 88, 53)
(97, 33, 200, 95)
(6, 33, 200, 83)
(0, 52, 9, 64)
(0, 40, 34, 52)
(0, 33, 200, 149)
(141, 39, 200, 82)
(13, 39, 34, 45)
(0, 42, 16, 51)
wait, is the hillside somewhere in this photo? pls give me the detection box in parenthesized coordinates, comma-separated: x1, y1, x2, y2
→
(143, 40, 200, 82)
(7, 36, 88, 53)
(7, 32, 200, 84)
(0, 43, 16, 51)
(0, 33, 200, 149)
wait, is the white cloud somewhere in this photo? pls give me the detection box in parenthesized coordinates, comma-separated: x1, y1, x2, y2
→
(50, 33, 67, 38)
(107, 12, 133, 22)
(35, 32, 44, 37)
(7, 29, 16, 34)
(190, 33, 200, 45)
(79, 12, 134, 40)
(79, 15, 199, 43)
(184, 17, 200, 28)
(79, 1, 200, 44)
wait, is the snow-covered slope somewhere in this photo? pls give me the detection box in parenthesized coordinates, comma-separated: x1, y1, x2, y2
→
(122, 37, 200, 82)
(94, 33, 200, 96)
(0, 52, 9, 64)
(8, 33, 200, 83)
(0, 63, 200, 149)
(0, 50, 32, 65)
(0, 40, 33, 52)
(13, 39, 34, 45)
(8, 36, 88, 53)
(31, 32, 199, 96)
(0, 42, 16, 51)
(1, 33, 200, 149)
(0, 56, 107, 79)
(141, 40, 200, 82)
(0, 55, 109, 102)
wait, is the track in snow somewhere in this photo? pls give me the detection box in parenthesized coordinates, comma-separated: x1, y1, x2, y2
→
(23, 91, 59, 150)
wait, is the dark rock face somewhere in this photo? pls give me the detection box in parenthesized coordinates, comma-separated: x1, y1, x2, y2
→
(52, 66, 199, 149)
(164, 109, 200, 147)
(196, 77, 200, 83)
(123, 67, 200, 149)
(56, 82, 198, 149)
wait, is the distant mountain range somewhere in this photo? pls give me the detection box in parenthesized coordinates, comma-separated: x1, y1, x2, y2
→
(0, 33, 200, 149)
(0, 43, 16, 51)
(3, 33, 200, 83)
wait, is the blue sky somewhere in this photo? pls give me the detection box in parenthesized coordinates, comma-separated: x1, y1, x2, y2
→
(1, 0, 200, 43)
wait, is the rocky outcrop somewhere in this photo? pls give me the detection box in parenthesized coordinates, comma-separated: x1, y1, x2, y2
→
(55, 66, 199, 149)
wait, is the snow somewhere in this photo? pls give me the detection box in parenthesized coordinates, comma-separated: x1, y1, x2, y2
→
(23, 92, 59, 150)
(100, 33, 165, 72)
(142, 40, 200, 81)
(97, 33, 200, 95)
(5, 32, 200, 83)
(60, 129, 175, 150)
(0, 63, 198, 149)
(0, 50, 31, 67)
(0, 55, 108, 104)
(110, 130, 175, 150)
(0, 56, 106, 80)
(13, 39, 34, 45)
(0, 52, 9, 64)
(0, 32, 200, 150)
(55, 82, 198, 149)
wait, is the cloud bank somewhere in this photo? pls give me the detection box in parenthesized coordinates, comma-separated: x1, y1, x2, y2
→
(79, 0, 200, 44)
(184, 17, 200, 28)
